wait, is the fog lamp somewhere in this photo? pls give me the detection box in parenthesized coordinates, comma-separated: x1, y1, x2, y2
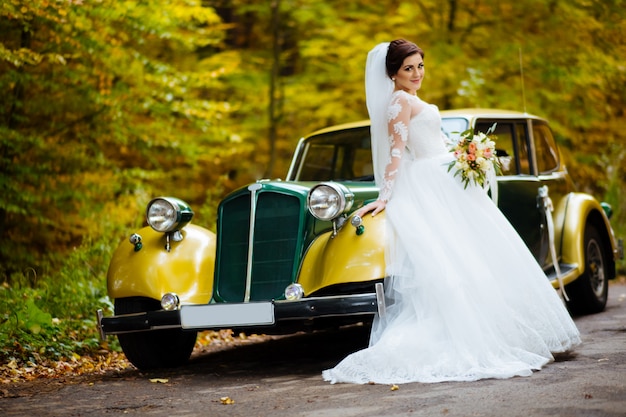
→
(284, 283, 304, 301)
(161, 293, 180, 311)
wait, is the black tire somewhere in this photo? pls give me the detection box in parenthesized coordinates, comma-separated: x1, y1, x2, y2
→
(565, 224, 609, 315)
(115, 297, 197, 370)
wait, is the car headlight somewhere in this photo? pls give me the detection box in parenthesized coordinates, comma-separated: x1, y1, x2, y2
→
(146, 197, 194, 233)
(307, 182, 354, 221)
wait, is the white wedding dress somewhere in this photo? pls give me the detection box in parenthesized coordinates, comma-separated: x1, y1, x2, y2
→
(322, 91, 581, 384)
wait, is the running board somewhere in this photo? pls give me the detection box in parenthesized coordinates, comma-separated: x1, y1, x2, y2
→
(544, 263, 579, 284)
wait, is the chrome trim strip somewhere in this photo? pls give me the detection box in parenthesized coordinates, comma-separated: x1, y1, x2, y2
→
(244, 183, 263, 302)
(375, 282, 386, 317)
(107, 325, 182, 335)
(286, 137, 306, 181)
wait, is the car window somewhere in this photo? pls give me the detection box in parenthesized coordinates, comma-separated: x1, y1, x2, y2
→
(441, 117, 469, 142)
(532, 122, 560, 174)
(297, 127, 373, 181)
(476, 121, 531, 175)
(476, 121, 514, 174)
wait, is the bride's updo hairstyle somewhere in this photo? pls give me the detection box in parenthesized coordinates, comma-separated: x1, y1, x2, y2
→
(385, 39, 424, 79)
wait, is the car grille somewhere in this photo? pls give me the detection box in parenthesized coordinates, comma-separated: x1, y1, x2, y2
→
(215, 190, 302, 302)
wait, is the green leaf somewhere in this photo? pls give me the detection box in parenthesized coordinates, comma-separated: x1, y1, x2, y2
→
(22, 299, 52, 334)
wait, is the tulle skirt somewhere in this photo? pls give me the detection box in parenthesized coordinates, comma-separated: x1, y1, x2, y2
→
(322, 153, 580, 384)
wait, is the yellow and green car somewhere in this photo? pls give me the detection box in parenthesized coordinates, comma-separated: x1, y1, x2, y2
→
(97, 109, 623, 370)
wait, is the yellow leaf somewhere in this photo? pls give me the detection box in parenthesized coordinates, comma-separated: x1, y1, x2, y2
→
(149, 378, 169, 383)
(390, 384, 399, 391)
(220, 396, 235, 405)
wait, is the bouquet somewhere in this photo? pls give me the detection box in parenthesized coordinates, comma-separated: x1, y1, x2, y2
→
(447, 124, 502, 189)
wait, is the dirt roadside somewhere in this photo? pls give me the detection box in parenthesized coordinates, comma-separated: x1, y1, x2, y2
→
(1, 282, 625, 417)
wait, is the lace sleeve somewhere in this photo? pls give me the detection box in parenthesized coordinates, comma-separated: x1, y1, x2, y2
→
(378, 93, 410, 202)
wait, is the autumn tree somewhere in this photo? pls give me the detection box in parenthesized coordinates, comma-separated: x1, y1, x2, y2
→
(0, 0, 240, 278)
(219, 0, 625, 234)
(1, 0, 624, 281)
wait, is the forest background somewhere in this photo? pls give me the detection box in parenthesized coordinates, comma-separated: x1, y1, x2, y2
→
(1, 0, 624, 370)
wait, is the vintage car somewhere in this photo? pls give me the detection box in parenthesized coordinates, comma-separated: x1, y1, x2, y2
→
(97, 109, 623, 370)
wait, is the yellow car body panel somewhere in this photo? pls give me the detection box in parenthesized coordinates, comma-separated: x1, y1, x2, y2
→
(298, 214, 386, 295)
(559, 193, 618, 278)
(298, 191, 618, 294)
(548, 193, 580, 287)
(107, 224, 216, 304)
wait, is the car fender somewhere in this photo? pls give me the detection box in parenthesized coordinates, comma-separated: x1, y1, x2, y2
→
(107, 224, 216, 304)
(559, 192, 617, 279)
(297, 214, 386, 295)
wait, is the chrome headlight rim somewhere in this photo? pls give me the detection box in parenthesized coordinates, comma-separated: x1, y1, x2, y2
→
(307, 182, 354, 221)
(146, 197, 194, 233)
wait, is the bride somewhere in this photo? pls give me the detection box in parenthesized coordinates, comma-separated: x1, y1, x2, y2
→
(322, 39, 581, 384)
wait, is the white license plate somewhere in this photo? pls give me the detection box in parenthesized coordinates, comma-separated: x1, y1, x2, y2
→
(180, 302, 275, 329)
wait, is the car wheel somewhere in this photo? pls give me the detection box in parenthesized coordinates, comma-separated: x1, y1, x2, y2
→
(115, 297, 197, 370)
(565, 224, 608, 315)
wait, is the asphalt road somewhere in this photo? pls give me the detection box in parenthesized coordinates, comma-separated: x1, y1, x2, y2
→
(2, 283, 625, 417)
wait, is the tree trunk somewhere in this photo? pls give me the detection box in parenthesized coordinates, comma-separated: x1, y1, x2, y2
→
(265, 0, 281, 178)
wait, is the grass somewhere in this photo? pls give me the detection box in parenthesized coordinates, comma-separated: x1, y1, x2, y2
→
(0, 238, 118, 369)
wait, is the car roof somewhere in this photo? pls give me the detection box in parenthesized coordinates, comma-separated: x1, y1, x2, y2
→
(441, 108, 545, 121)
(303, 108, 547, 139)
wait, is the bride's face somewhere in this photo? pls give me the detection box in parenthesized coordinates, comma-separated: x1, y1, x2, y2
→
(393, 54, 424, 94)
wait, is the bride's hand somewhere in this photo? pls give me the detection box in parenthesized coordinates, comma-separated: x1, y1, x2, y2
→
(355, 199, 387, 218)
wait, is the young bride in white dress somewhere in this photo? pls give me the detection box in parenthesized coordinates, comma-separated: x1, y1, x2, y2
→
(322, 39, 581, 384)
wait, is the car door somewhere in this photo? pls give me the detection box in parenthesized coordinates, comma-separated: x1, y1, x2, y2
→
(475, 119, 549, 266)
(532, 120, 574, 268)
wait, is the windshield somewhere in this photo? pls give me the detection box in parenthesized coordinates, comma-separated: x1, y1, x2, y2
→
(294, 126, 374, 182)
(293, 117, 470, 182)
